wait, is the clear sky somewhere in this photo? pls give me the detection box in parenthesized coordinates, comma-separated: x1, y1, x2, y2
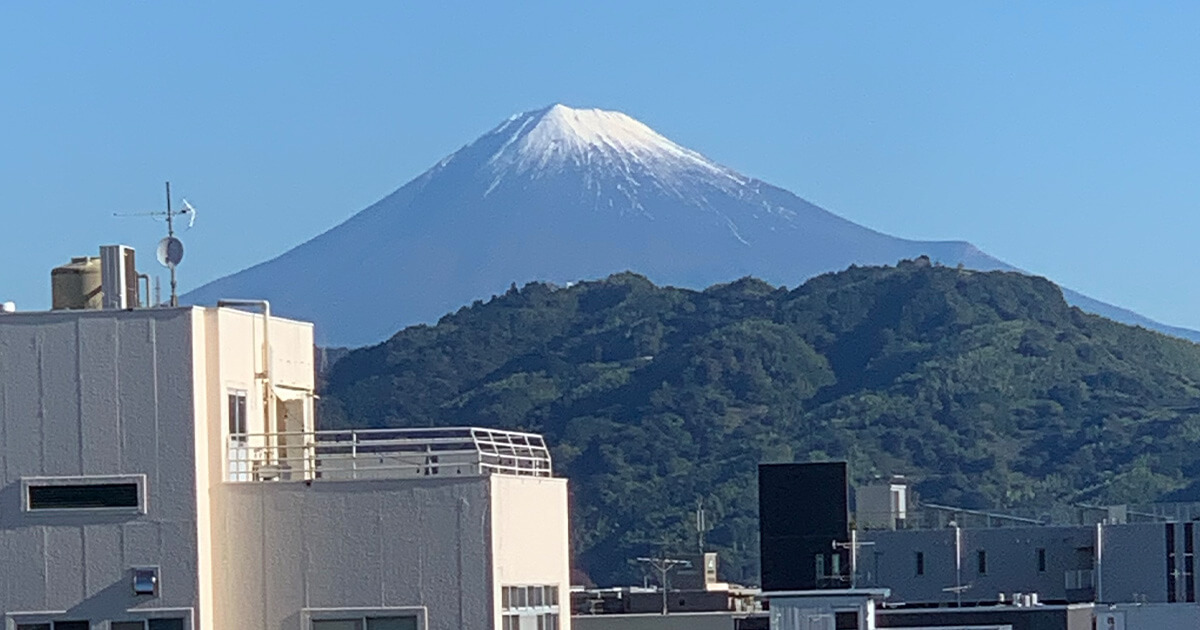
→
(1, 2, 1198, 329)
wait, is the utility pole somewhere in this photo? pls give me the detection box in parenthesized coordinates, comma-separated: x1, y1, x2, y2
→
(636, 556, 690, 615)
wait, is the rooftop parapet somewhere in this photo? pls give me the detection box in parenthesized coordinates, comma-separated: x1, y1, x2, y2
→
(228, 426, 552, 482)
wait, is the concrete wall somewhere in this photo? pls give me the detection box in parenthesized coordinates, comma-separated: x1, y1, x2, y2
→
(0, 309, 202, 626)
(862, 526, 1097, 604)
(876, 604, 1094, 630)
(1101, 602, 1200, 630)
(490, 475, 572, 630)
(573, 612, 736, 630)
(1099, 523, 1171, 604)
(192, 307, 314, 629)
(212, 477, 494, 630)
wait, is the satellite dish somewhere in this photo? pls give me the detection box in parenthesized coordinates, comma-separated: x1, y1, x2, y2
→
(157, 236, 184, 268)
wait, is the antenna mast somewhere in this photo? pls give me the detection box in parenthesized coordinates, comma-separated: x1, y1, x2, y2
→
(165, 182, 178, 305)
(114, 181, 195, 307)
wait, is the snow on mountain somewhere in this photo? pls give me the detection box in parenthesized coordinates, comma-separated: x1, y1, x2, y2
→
(182, 104, 1200, 346)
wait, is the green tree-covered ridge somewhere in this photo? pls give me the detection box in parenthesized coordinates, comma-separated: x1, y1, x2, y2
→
(320, 261, 1200, 585)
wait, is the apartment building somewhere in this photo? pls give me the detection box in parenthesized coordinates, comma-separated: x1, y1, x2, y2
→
(0, 253, 570, 630)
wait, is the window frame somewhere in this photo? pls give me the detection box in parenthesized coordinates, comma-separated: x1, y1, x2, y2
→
(110, 620, 188, 630)
(20, 474, 147, 515)
(105, 607, 194, 630)
(302, 607, 426, 630)
(228, 388, 249, 443)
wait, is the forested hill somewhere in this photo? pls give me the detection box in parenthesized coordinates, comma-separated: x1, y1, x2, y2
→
(320, 260, 1200, 586)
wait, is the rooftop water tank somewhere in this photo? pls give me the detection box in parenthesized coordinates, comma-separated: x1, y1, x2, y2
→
(52, 256, 103, 310)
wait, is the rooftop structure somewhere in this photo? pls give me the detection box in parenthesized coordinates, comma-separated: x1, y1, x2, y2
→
(0, 254, 571, 630)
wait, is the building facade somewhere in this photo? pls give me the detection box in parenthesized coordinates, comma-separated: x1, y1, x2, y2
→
(0, 305, 570, 630)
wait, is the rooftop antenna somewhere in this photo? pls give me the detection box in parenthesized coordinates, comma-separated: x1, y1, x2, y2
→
(113, 182, 196, 306)
(635, 555, 690, 615)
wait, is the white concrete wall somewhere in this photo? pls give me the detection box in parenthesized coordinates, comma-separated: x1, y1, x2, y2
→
(0, 308, 202, 625)
(490, 475, 572, 630)
(0, 306, 315, 629)
(211, 477, 494, 630)
(193, 307, 314, 630)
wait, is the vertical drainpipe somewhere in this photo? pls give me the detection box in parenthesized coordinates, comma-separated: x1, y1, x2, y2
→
(1095, 521, 1104, 603)
(954, 524, 963, 607)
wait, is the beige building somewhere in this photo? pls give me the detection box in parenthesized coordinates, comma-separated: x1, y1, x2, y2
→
(0, 278, 570, 630)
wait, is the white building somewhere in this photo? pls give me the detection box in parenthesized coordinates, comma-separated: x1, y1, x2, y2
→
(0, 296, 570, 629)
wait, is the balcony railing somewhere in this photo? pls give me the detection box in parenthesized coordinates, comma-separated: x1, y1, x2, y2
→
(1064, 568, 1095, 590)
(227, 426, 552, 482)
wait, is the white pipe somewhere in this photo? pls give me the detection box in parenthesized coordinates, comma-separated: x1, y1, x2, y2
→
(1095, 522, 1104, 603)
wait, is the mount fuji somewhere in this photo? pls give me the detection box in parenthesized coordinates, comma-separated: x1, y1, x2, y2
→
(183, 104, 1199, 347)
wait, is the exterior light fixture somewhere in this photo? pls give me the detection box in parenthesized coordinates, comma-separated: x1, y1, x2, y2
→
(133, 567, 158, 595)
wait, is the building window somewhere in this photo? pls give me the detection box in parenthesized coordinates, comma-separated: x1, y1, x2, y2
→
(1186, 522, 1196, 603)
(17, 623, 89, 630)
(915, 551, 925, 576)
(1168, 523, 1178, 603)
(29, 483, 137, 510)
(501, 585, 561, 630)
(112, 620, 185, 630)
(977, 550, 987, 575)
(815, 553, 826, 580)
(1037, 548, 1046, 573)
(228, 389, 248, 442)
(21, 475, 146, 513)
(311, 618, 417, 630)
(835, 611, 860, 630)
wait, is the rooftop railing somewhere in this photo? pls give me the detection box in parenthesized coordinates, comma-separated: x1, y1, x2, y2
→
(227, 426, 552, 482)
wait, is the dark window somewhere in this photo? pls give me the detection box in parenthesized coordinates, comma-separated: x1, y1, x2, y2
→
(1187, 522, 1195, 603)
(53, 623, 89, 630)
(835, 611, 859, 630)
(1037, 548, 1047, 572)
(228, 390, 248, 442)
(149, 620, 185, 630)
(1168, 524, 1178, 603)
(977, 550, 987, 575)
(16, 624, 51, 630)
(28, 483, 138, 510)
(915, 551, 924, 576)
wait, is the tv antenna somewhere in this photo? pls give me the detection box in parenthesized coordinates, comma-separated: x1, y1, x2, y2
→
(114, 181, 197, 306)
(635, 555, 691, 615)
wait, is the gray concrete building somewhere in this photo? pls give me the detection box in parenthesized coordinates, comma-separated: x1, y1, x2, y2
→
(0, 278, 570, 630)
(857, 517, 1197, 606)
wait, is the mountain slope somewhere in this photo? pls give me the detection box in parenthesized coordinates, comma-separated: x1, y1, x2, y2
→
(319, 264, 1200, 585)
(182, 104, 1197, 346)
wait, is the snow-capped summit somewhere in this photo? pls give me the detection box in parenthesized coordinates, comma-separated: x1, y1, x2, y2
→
(484, 104, 739, 183)
(182, 105, 1196, 346)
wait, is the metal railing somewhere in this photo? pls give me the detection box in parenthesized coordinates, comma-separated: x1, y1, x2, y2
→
(1064, 568, 1095, 590)
(227, 426, 553, 482)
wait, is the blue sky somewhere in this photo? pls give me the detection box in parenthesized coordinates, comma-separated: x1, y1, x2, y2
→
(2, 2, 1198, 330)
